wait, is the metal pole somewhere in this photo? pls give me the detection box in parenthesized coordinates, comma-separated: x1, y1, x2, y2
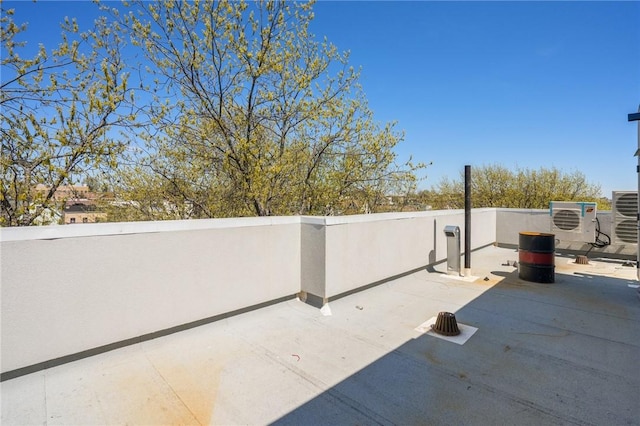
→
(464, 165, 471, 276)
(628, 106, 640, 281)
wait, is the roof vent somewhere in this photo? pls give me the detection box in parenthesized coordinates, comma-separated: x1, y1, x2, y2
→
(431, 312, 461, 336)
(575, 255, 589, 265)
(612, 191, 638, 244)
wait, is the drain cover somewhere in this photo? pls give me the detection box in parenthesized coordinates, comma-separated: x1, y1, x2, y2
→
(431, 312, 461, 336)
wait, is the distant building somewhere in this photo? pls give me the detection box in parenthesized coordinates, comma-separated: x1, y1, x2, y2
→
(34, 184, 92, 200)
(34, 184, 108, 224)
(63, 203, 106, 224)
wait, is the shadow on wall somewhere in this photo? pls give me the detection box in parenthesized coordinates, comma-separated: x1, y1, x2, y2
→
(272, 268, 640, 425)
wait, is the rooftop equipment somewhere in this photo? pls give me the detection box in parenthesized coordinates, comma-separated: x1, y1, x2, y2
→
(444, 225, 461, 276)
(519, 232, 555, 283)
(431, 311, 461, 336)
(628, 107, 640, 281)
(549, 201, 597, 243)
(612, 191, 638, 244)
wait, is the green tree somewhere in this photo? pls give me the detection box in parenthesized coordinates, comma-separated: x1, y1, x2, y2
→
(429, 164, 606, 210)
(1, 8, 134, 226)
(107, 0, 421, 220)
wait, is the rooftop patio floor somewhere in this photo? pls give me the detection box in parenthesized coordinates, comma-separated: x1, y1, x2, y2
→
(2, 246, 639, 425)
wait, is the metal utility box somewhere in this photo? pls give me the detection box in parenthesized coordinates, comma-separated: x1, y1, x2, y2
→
(444, 225, 461, 276)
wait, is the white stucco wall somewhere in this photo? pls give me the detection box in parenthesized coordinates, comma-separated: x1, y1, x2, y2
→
(1, 218, 301, 374)
(300, 218, 326, 300)
(322, 209, 496, 298)
(495, 209, 550, 245)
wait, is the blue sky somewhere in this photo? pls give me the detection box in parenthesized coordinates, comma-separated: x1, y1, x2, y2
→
(310, 1, 640, 195)
(5, 1, 640, 196)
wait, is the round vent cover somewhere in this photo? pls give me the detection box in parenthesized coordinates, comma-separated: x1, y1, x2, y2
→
(553, 209, 580, 230)
(615, 193, 638, 217)
(431, 312, 460, 336)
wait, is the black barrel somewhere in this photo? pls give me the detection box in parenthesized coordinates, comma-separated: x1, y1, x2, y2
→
(518, 232, 555, 283)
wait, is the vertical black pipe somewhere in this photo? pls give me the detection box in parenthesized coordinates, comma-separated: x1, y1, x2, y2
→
(464, 165, 471, 271)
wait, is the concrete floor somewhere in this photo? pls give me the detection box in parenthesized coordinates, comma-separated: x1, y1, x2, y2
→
(2, 246, 639, 425)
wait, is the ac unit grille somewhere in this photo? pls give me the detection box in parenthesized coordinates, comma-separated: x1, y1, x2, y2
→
(615, 193, 637, 217)
(552, 209, 580, 231)
(612, 191, 638, 245)
(615, 220, 637, 244)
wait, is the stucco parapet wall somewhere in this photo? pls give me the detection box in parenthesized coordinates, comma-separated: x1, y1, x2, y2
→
(298, 216, 326, 226)
(0, 216, 304, 242)
(495, 208, 549, 214)
(322, 208, 496, 226)
(0, 209, 498, 242)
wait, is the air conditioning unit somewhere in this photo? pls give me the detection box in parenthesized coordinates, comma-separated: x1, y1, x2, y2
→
(612, 191, 638, 244)
(549, 201, 597, 243)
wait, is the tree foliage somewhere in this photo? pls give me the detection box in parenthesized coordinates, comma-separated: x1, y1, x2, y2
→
(423, 164, 607, 210)
(106, 0, 421, 220)
(1, 7, 134, 226)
